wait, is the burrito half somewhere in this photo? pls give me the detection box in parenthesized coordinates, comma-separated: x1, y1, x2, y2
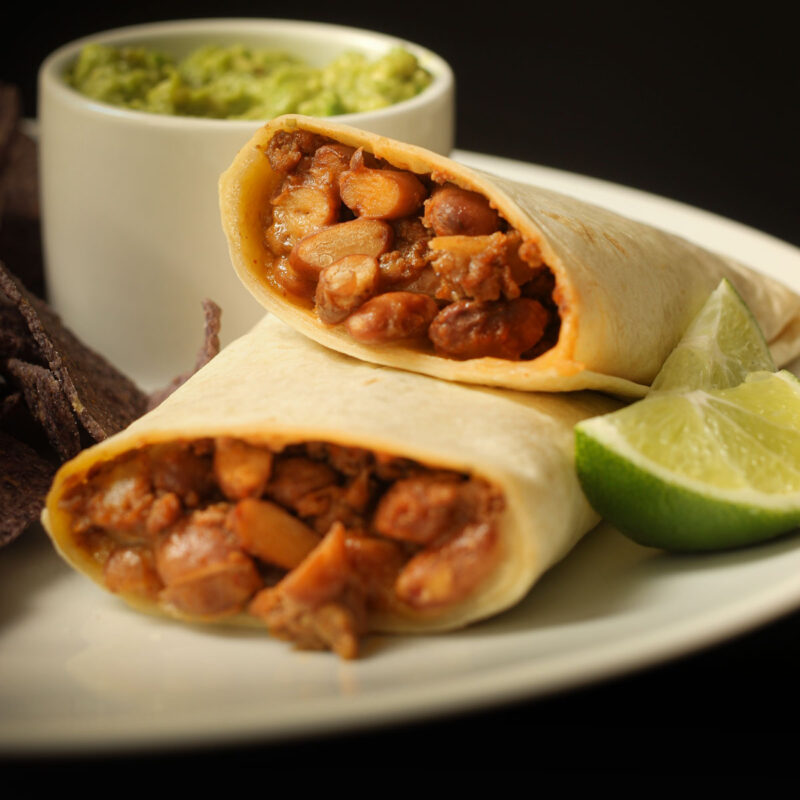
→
(219, 115, 800, 397)
(42, 315, 619, 658)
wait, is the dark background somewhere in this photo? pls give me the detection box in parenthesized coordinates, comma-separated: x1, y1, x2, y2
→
(3, 3, 798, 247)
(3, 2, 800, 772)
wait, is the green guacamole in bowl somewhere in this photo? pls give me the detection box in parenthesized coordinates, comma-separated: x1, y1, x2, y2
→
(63, 42, 434, 120)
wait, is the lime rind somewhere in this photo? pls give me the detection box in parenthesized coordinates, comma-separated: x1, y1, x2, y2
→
(575, 277, 800, 551)
(651, 278, 775, 394)
(575, 422, 800, 551)
(575, 371, 800, 550)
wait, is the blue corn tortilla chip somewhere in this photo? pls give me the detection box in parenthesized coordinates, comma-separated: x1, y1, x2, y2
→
(5, 357, 82, 459)
(0, 430, 56, 546)
(0, 261, 148, 440)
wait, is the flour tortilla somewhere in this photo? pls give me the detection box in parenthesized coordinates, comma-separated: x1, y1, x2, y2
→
(42, 315, 619, 635)
(219, 114, 800, 398)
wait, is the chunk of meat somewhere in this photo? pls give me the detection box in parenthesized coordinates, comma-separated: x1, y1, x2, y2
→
(265, 129, 324, 174)
(249, 523, 406, 657)
(423, 185, 502, 236)
(344, 292, 439, 344)
(428, 297, 549, 360)
(306, 442, 374, 477)
(265, 457, 339, 511)
(213, 437, 274, 500)
(155, 504, 262, 618)
(294, 469, 373, 534)
(149, 442, 214, 507)
(249, 523, 365, 658)
(429, 231, 536, 302)
(378, 217, 433, 286)
(395, 521, 500, 609)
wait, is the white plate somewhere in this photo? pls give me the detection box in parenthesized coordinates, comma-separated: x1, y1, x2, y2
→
(3, 152, 800, 755)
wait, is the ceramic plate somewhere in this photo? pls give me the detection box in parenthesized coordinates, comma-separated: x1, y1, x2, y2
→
(3, 152, 800, 754)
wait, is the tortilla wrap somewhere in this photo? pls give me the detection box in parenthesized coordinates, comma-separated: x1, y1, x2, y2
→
(219, 114, 800, 398)
(42, 315, 619, 649)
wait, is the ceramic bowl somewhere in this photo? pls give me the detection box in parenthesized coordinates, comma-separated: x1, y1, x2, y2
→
(38, 18, 455, 388)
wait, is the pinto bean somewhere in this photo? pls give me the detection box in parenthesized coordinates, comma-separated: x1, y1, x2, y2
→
(428, 297, 549, 360)
(155, 504, 262, 618)
(395, 521, 499, 609)
(373, 476, 478, 545)
(344, 292, 439, 344)
(315, 254, 380, 324)
(343, 534, 406, 611)
(83, 454, 154, 542)
(269, 184, 340, 249)
(213, 437, 274, 500)
(309, 143, 357, 184)
(423, 185, 502, 236)
(103, 546, 163, 599)
(230, 498, 321, 570)
(289, 218, 393, 282)
(270, 256, 317, 299)
(339, 161, 427, 220)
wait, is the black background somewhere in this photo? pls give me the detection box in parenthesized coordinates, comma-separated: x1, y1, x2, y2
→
(3, 2, 800, 772)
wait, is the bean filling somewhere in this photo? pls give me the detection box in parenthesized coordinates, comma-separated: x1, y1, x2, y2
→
(263, 130, 560, 360)
(60, 438, 505, 658)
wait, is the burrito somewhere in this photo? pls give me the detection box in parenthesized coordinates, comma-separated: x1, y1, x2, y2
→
(219, 114, 800, 397)
(42, 315, 619, 658)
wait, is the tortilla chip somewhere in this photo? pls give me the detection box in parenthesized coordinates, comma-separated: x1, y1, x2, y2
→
(4, 358, 82, 460)
(0, 430, 56, 547)
(1, 248, 223, 544)
(0, 261, 148, 439)
(1, 295, 37, 360)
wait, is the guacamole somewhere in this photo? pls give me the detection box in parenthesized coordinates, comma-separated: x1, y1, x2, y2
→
(63, 43, 434, 119)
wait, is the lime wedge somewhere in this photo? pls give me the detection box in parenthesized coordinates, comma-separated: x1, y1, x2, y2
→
(575, 371, 800, 550)
(575, 278, 799, 552)
(651, 278, 775, 394)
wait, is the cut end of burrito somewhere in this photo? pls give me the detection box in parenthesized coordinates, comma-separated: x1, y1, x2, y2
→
(47, 435, 505, 659)
(220, 115, 584, 392)
(44, 315, 619, 658)
(220, 115, 800, 397)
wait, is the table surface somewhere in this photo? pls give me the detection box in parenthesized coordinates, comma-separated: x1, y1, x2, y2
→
(2, 4, 799, 772)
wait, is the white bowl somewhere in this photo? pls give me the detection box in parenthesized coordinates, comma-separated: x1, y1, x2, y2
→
(38, 18, 455, 389)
